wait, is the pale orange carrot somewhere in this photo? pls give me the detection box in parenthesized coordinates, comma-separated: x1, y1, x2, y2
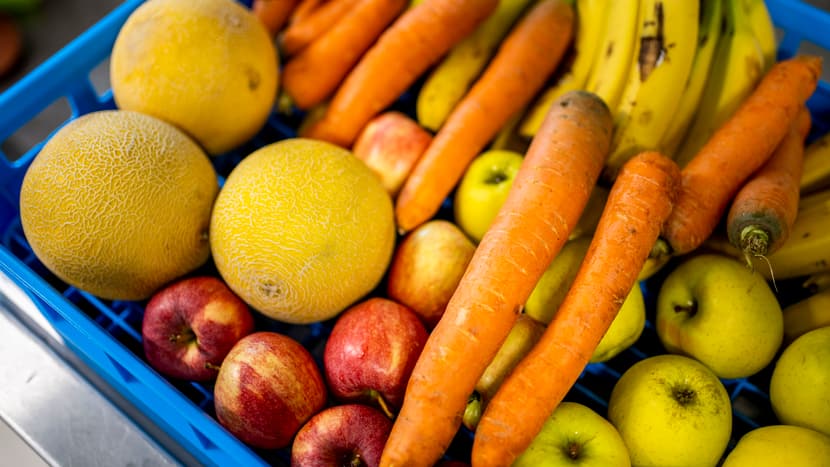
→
(280, 0, 359, 56)
(301, 0, 499, 148)
(659, 55, 822, 257)
(726, 106, 812, 259)
(394, 0, 575, 233)
(379, 90, 613, 467)
(252, 0, 300, 37)
(281, 0, 407, 110)
(472, 150, 681, 466)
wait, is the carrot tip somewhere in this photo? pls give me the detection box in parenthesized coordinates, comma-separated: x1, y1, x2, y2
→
(739, 225, 771, 257)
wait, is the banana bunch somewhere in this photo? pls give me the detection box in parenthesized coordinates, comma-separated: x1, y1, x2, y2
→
(583, 0, 640, 112)
(601, 0, 700, 181)
(518, 0, 609, 137)
(801, 131, 830, 194)
(415, 0, 533, 132)
(672, 0, 771, 168)
(782, 289, 830, 344)
(659, 0, 724, 156)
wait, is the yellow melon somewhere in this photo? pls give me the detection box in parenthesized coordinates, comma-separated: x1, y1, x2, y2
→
(110, 0, 279, 155)
(19, 110, 219, 300)
(210, 138, 396, 324)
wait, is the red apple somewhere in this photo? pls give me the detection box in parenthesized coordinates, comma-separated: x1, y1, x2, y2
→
(141, 276, 255, 381)
(352, 111, 433, 196)
(323, 297, 428, 416)
(213, 332, 328, 449)
(290, 404, 392, 467)
(386, 219, 476, 328)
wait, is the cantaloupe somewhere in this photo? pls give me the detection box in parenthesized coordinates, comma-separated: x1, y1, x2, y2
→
(110, 0, 279, 155)
(19, 110, 219, 300)
(209, 138, 396, 324)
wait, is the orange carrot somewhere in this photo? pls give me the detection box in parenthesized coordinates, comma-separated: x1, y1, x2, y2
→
(252, 0, 300, 38)
(281, 0, 407, 110)
(726, 107, 812, 259)
(379, 90, 613, 467)
(394, 0, 575, 233)
(471, 150, 680, 466)
(280, 0, 359, 57)
(289, 0, 323, 24)
(301, 0, 499, 149)
(659, 55, 822, 257)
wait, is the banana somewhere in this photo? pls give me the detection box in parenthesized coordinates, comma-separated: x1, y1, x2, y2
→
(800, 188, 830, 212)
(706, 198, 830, 280)
(415, 0, 533, 132)
(660, 0, 725, 157)
(741, 0, 777, 70)
(674, 0, 764, 168)
(782, 289, 830, 344)
(801, 132, 830, 193)
(583, 0, 640, 111)
(518, 0, 609, 137)
(602, 0, 700, 181)
(803, 272, 830, 293)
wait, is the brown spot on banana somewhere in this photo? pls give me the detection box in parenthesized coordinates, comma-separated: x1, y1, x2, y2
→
(639, 1, 665, 81)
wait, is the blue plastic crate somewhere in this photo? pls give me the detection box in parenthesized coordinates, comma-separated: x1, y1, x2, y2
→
(1, 1, 829, 465)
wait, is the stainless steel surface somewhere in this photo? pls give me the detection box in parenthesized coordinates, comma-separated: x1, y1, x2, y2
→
(0, 272, 182, 467)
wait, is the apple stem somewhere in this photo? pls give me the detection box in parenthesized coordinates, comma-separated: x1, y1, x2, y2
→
(566, 441, 581, 460)
(673, 302, 697, 317)
(347, 454, 366, 467)
(366, 390, 395, 420)
(168, 328, 195, 345)
(671, 386, 697, 406)
(204, 362, 222, 372)
(485, 172, 508, 184)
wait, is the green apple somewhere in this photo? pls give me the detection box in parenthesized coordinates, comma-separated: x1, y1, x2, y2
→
(608, 354, 732, 467)
(475, 313, 546, 403)
(769, 326, 830, 437)
(525, 237, 592, 325)
(590, 284, 645, 363)
(464, 314, 545, 430)
(453, 149, 524, 243)
(524, 235, 645, 363)
(514, 402, 631, 467)
(655, 254, 783, 379)
(721, 425, 830, 467)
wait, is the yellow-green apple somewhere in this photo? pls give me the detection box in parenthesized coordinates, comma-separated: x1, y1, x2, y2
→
(769, 326, 830, 437)
(464, 314, 545, 430)
(141, 276, 254, 381)
(655, 254, 783, 379)
(290, 404, 393, 467)
(476, 314, 545, 402)
(213, 332, 327, 449)
(453, 149, 524, 243)
(323, 298, 428, 416)
(590, 284, 645, 363)
(721, 425, 830, 467)
(525, 237, 592, 325)
(607, 354, 732, 467)
(568, 185, 609, 240)
(386, 220, 476, 328)
(513, 401, 631, 467)
(352, 111, 433, 196)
